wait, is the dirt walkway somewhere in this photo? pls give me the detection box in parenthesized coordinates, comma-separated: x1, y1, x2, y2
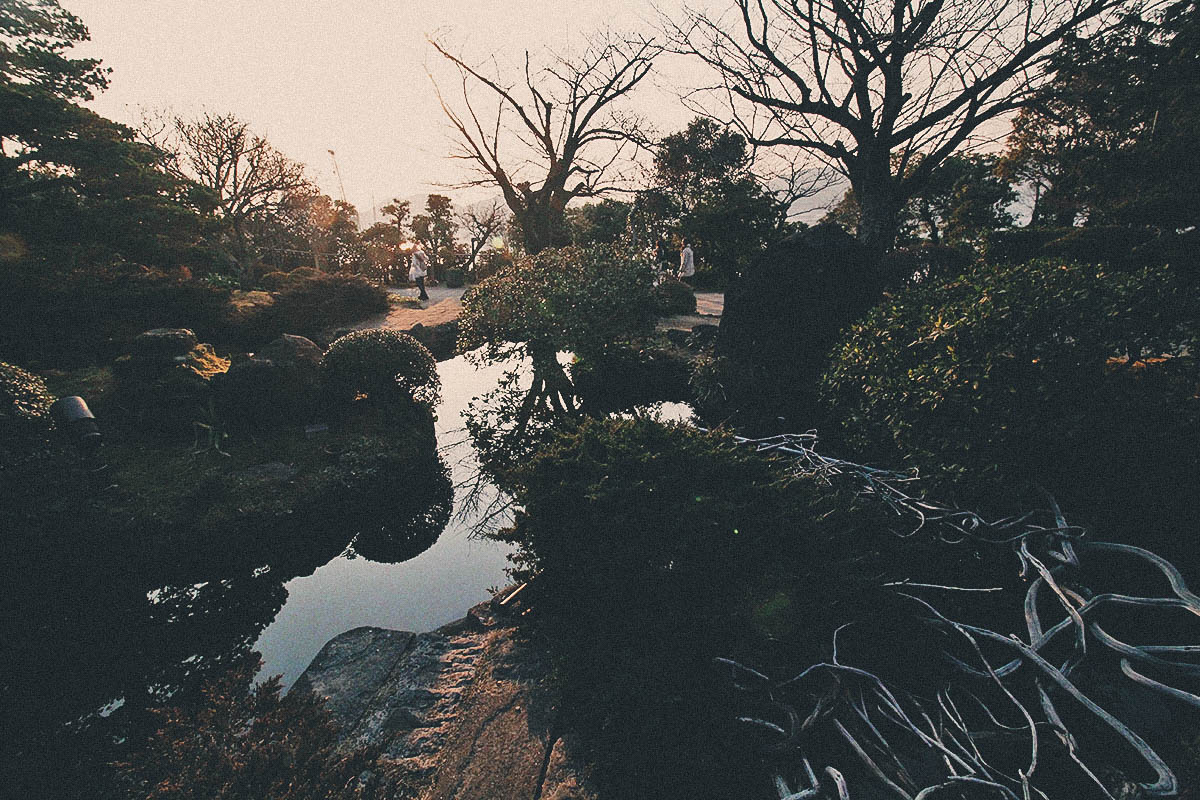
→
(354, 286, 467, 332)
(356, 287, 723, 334)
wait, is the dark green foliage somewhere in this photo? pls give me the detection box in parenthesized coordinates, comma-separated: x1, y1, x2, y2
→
(983, 225, 1160, 267)
(117, 654, 387, 800)
(999, 1, 1200, 230)
(1, 2, 208, 272)
(565, 198, 630, 246)
(880, 242, 976, 286)
(441, 267, 465, 288)
(652, 275, 697, 316)
(825, 155, 1018, 250)
(457, 245, 658, 476)
(0, 263, 231, 367)
(982, 227, 1077, 264)
(322, 329, 440, 410)
(0, 359, 57, 467)
(212, 336, 323, 432)
(823, 258, 1200, 551)
(458, 244, 657, 364)
(495, 417, 975, 798)
(633, 117, 787, 286)
(905, 154, 1017, 247)
(715, 223, 880, 431)
(231, 274, 388, 348)
(1040, 225, 1159, 265)
(500, 418, 807, 798)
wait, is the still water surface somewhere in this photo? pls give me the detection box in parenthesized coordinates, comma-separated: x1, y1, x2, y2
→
(254, 352, 517, 687)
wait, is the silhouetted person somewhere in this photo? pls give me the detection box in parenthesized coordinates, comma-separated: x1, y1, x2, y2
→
(678, 239, 695, 284)
(410, 245, 429, 300)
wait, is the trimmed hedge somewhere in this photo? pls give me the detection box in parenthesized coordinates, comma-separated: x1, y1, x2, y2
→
(227, 273, 389, 348)
(321, 329, 440, 411)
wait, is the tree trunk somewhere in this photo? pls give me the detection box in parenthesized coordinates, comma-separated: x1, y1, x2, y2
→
(852, 154, 903, 258)
(857, 189, 902, 258)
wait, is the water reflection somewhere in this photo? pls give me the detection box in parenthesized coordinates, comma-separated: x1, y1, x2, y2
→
(1, 444, 454, 797)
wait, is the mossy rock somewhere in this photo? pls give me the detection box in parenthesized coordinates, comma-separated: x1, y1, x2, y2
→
(0, 361, 58, 468)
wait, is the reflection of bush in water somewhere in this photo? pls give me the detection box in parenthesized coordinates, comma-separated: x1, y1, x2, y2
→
(348, 453, 453, 563)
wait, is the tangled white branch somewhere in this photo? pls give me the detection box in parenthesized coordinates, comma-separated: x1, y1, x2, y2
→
(720, 433, 1200, 800)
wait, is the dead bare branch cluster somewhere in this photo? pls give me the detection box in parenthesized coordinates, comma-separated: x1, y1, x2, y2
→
(667, 0, 1139, 251)
(720, 433, 1200, 799)
(429, 33, 657, 252)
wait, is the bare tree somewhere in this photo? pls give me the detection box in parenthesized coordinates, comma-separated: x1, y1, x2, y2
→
(430, 33, 657, 253)
(144, 111, 310, 274)
(457, 199, 509, 272)
(669, 0, 1138, 254)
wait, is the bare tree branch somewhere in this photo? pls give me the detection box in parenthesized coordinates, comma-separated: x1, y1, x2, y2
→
(429, 32, 659, 252)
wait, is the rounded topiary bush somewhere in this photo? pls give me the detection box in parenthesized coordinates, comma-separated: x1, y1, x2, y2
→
(653, 276, 697, 316)
(822, 258, 1200, 549)
(1, 361, 57, 467)
(322, 329, 440, 410)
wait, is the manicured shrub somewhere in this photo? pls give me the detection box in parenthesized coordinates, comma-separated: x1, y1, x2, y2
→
(0, 262, 231, 367)
(653, 275, 697, 315)
(823, 258, 1200, 550)
(229, 273, 389, 348)
(322, 329, 440, 410)
(258, 270, 291, 290)
(442, 268, 465, 288)
(458, 244, 657, 363)
(716, 224, 881, 431)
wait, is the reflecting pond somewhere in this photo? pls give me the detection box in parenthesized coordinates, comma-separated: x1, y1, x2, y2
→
(1, 351, 517, 793)
(253, 353, 517, 686)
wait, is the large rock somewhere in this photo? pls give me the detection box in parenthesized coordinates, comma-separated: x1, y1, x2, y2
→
(296, 599, 599, 800)
(129, 328, 198, 362)
(406, 321, 460, 362)
(258, 333, 324, 369)
(113, 334, 230, 438)
(716, 223, 884, 430)
(212, 334, 324, 429)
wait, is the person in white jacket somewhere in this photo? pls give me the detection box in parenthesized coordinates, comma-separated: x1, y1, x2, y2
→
(409, 245, 429, 300)
(678, 240, 695, 283)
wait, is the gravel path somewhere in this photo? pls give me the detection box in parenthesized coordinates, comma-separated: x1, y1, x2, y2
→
(355, 286, 724, 333)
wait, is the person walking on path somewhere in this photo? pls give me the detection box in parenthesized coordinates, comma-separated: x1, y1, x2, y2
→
(678, 239, 695, 284)
(410, 244, 430, 301)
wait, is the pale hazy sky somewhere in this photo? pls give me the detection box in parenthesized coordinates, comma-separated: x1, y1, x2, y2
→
(64, 0, 709, 222)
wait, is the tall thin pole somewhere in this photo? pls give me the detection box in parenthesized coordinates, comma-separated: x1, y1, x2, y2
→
(327, 149, 347, 204)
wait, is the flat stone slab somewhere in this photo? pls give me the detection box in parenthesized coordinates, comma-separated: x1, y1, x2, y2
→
(295, 601, 599, 800)
(293, 626, 415, 730)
